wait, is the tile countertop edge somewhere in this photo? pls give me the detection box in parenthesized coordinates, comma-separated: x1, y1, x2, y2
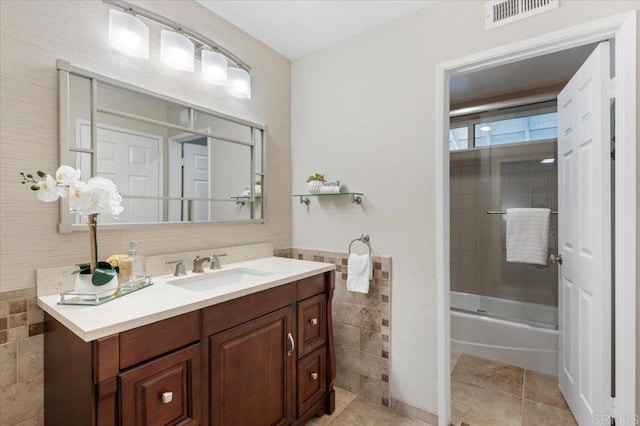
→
(37, 257, 335, 342)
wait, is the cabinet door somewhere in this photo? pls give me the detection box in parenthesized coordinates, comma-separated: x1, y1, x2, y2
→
(210, 305, 296, 426)
(119, 344, 201, 426)
(297, 294, 326, 358)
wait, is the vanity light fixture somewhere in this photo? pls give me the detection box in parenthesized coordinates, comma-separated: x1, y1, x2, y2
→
(108, 9, 149, 59)
(540, 158, 555, 164)
(161, 30, 195, 72)
(228, 67, 251, 99)
(202, 50, 229, 86)
(103, 0, 252, 98)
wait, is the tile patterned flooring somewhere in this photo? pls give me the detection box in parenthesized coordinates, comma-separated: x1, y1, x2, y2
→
(306, 387, 431, 425)
(307, 352, 576, 426)
(451, 352, 577, 426)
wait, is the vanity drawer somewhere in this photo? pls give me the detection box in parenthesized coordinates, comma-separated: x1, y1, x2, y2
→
(202, 282, 296, 336)
(119, 311, 200, 369)
(297, 274, 326, 301)
(119, 344, 201, 426)
(297, 294, 326, 358)
(297, 347, 326, 416)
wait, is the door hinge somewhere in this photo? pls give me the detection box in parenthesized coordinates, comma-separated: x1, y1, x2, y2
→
(604, 78, 616, 99)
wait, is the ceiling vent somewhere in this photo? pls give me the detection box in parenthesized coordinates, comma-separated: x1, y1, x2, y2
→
(486, 0, 559, 30)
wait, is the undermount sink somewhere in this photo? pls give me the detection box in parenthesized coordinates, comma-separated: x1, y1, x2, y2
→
(167, 268, 272, 292)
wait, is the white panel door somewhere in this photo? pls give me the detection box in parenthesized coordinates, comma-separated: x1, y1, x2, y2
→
(557, 41, 612, 424)
(79, 123, 162, 224)
(183, 141, 210, 221)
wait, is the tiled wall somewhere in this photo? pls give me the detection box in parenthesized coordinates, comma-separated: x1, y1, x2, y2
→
(0, 288, 45, 425)
(275, 248, 391, 407)
(450, 141, 558, 307)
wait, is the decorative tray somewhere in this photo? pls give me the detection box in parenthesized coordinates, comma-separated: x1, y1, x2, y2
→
(58, 278, 153, 306)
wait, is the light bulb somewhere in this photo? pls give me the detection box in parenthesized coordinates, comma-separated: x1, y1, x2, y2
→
(228, 67, 251, 99)
(161, 30, 194, 72)
(202, 50, 228, 86)
(108, 9, 149, 59)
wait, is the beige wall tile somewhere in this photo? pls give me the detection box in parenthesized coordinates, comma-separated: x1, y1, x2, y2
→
(17, 336, 43, 382)
(1, 342, 17, 387)
(0, 374, 43, 425)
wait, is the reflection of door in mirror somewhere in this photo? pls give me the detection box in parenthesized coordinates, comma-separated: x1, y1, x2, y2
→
(78, 121, 162, 224)
(183, 138, 209, 221)
(61, 63, 265, 230)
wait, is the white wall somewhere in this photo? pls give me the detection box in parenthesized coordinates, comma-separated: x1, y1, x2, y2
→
(0, 0, 291, 292)
(291, 0, 640, 414)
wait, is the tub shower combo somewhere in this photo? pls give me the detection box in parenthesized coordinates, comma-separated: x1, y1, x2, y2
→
(449, 135, 559, 375)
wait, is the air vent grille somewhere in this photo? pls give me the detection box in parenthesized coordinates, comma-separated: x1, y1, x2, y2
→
(486, 0, 558, 30)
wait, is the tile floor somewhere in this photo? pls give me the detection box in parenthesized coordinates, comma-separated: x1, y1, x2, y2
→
(306, 353, 575, 426)
(451, 352, 577, 426)
(306, 387, 432, 425)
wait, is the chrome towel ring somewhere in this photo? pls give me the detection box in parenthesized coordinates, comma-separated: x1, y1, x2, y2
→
(348, 233, 371, 256)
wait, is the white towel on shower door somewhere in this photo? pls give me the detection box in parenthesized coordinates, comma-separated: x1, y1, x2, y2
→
(347, 253, 371, 294)
(506, 208, 550, 266)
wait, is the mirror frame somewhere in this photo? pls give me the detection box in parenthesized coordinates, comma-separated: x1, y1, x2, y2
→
(57, 59, 266, 233)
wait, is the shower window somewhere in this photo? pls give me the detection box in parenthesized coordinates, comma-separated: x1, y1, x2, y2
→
(475, 112, 557, 147)
(449, 126, 469, 151)
(450, 101, 557, 151)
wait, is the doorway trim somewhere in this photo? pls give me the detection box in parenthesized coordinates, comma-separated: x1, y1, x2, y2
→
(435, 11, 637, 426)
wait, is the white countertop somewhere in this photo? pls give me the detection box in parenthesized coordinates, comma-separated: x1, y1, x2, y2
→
(37, 256, 334, 342)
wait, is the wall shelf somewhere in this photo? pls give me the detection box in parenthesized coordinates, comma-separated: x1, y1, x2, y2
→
(230, 195, 261, 206)
(293, 192, 363, 205)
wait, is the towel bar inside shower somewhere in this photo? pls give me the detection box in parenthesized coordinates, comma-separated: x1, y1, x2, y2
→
(486, 210, 558, 214)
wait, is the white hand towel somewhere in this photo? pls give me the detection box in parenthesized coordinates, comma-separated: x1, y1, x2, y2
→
(506, 208, 550, 266)
(347, 253, 371, 294)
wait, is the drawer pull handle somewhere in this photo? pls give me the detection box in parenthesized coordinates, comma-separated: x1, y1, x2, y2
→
(310, 372, 319, 380)
(310, 318, 318, 325)
(161, 392, 173, 404)
(287, 332, 295, 357)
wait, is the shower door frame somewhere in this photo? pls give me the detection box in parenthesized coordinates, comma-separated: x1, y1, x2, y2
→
(435, 11, 637, 426)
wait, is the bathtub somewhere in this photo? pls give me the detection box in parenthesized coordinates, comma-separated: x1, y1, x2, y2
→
(451, 292, 558, 375)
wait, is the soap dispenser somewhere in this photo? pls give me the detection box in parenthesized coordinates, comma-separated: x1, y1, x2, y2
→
(122, 240, 145, 290)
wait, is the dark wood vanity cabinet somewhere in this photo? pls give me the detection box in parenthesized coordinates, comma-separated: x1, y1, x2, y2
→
(210, 306, 296, 426)
(44, 270, 335, 426)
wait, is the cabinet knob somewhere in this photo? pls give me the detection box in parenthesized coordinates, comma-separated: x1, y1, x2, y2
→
(310, 318, 318, 325)
(310, 372, 319, 380)
(161, 392, 173, 404)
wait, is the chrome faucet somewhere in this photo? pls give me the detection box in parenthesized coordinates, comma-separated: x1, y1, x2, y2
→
(166, 259, 187, 277)
(210, 253, 227, 270)
(192, 255, 211, 273)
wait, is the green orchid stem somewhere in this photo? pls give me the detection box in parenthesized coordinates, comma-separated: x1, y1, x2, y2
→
(88, 214, 98, 273)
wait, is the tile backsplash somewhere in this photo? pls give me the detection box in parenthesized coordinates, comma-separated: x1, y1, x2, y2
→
(276, 248, 392, 407)
(0, 288, 45, 425)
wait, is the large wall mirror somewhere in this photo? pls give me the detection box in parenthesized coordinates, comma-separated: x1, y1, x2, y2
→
(57, 60, 265, 232)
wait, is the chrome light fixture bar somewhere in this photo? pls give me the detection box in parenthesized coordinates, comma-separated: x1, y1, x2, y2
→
(103, 0, 251, 97)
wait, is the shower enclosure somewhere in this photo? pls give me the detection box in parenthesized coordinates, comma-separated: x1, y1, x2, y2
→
(449, 105, 559, 373)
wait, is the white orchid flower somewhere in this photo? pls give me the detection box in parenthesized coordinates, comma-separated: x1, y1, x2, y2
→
(68, 180, 92, 214)
(87, 176, 123, 218)
(36, 174, 66, 202)
(55, 165, 81, 185)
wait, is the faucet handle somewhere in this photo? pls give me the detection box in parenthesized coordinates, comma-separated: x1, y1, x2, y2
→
(165, 260, 186, 277)
(210, 253, 228, 270)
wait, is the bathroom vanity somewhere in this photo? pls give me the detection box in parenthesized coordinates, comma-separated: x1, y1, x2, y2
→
(38, 257, 335, 425)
